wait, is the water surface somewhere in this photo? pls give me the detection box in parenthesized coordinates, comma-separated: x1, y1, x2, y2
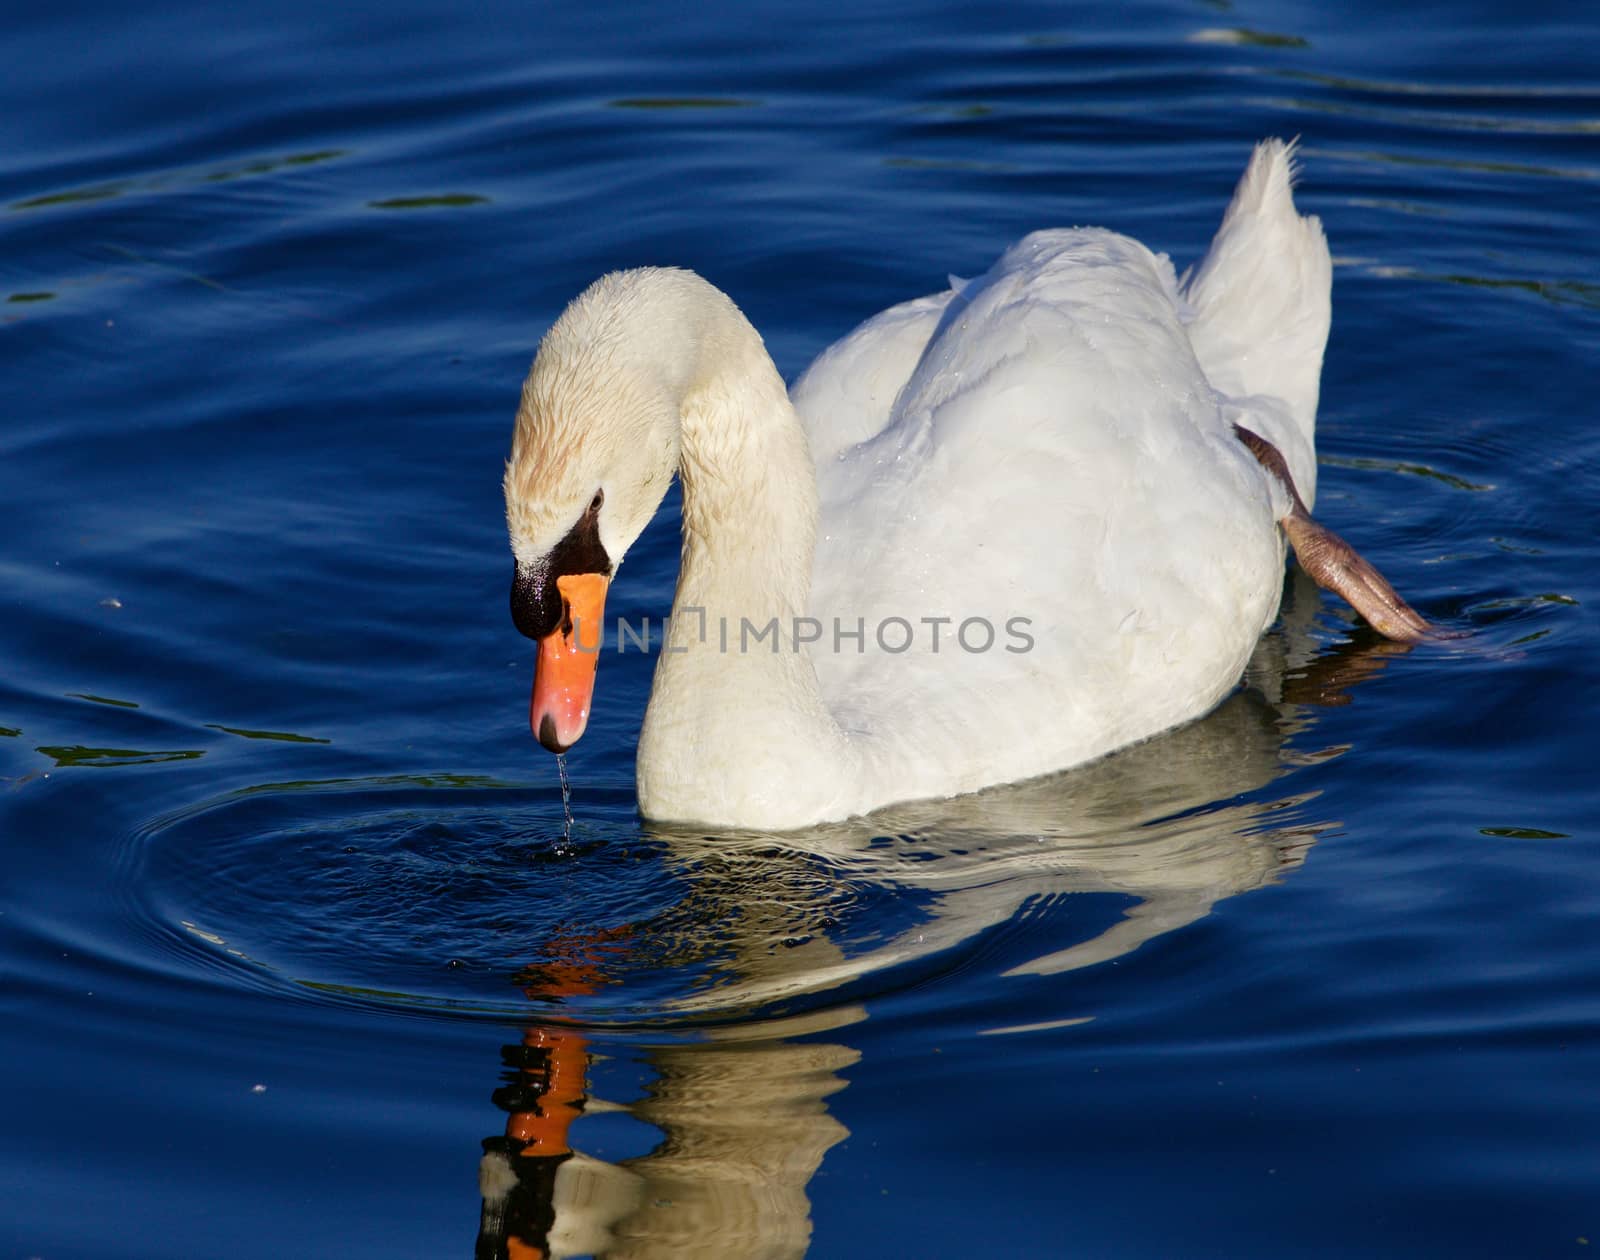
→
(4, 1, 1598, 1256)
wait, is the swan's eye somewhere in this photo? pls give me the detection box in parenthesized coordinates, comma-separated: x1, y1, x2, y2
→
(589, 489, 604, 514)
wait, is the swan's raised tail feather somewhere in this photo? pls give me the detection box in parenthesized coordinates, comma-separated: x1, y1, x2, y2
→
(1183, 139, 1332, 501)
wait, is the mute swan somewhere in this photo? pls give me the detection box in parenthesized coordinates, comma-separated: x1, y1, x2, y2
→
(504, 139, 1433, 829)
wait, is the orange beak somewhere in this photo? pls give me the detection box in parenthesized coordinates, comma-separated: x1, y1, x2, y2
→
(529, 572, 609, 753)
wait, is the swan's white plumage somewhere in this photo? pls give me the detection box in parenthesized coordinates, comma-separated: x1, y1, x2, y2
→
(1181, 139, 1330, 504)
(508, 139, 1333, 829)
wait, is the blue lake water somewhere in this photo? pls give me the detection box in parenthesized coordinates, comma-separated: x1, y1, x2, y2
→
(4, 1, 1598, 1255)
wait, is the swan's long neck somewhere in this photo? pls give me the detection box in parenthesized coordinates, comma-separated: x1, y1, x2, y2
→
(676, 352, 815, 630)
(633, 276, 852, 826)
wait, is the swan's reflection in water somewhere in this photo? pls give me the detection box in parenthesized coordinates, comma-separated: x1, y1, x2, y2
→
(479, 1007, 861, 1260)
(476, 574, 1406, 1259)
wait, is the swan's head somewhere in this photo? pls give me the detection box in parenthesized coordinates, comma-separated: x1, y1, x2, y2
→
(504, 271, 689, 752)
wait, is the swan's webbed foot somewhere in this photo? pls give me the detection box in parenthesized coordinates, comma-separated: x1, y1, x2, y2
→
(1233, 424, 1441, 644)
(1279, 510, 1436, 643)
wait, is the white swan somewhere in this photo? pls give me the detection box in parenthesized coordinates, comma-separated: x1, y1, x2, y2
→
(504, 139, 1431, 829)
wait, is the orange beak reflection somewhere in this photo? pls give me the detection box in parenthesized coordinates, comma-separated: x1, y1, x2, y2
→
(529, 572, 609, 753)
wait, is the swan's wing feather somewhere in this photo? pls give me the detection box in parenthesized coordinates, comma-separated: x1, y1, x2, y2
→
(790, 289, 955, 467)
(1182, 138, 1330, 504)
(810, 228, 1286, 801)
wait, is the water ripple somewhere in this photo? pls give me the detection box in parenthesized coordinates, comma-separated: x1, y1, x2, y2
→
(107, 640, 1353, 1030)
